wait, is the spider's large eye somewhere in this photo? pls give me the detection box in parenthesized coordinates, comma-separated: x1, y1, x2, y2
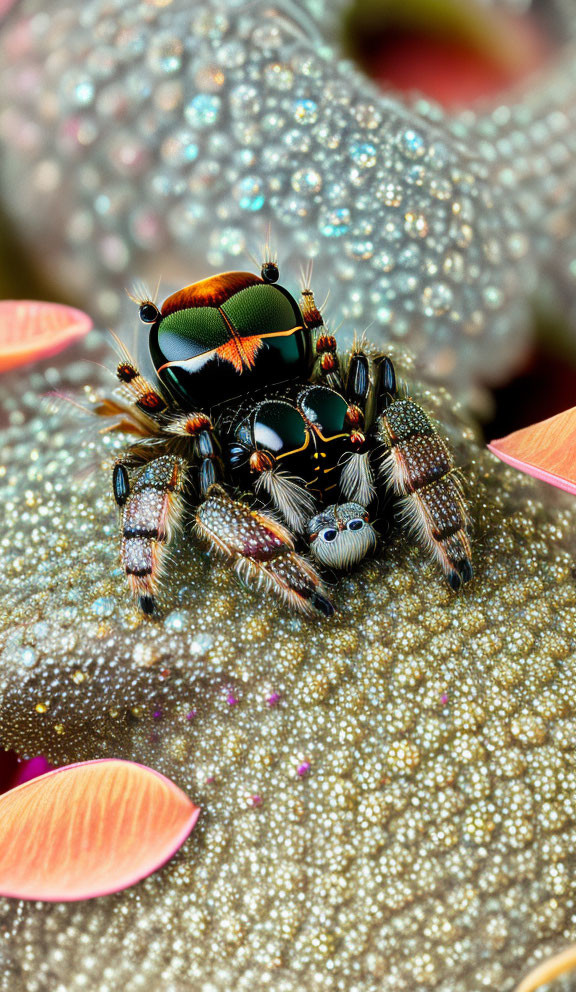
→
(139, 302, 160, 323)
(347, 519, 364, 531)
(320, 528, 338, 543)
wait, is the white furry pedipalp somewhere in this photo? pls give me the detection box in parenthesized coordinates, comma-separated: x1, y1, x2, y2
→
(339, 451, 376, 506)
(255, 468, 317, 532)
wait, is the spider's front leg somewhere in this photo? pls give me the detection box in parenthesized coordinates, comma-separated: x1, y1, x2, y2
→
(374, 357, 473, 591)
(195, 486, 334, 617)
(114, 453, 185, 615)
(170, 411, 334, 616)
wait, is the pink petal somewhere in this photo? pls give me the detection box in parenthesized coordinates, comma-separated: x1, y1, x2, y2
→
(0, 759, 200, 901)
(0, 300, 93, 373)
(0, 0, 17, 18)
(488, 405, 576, 496)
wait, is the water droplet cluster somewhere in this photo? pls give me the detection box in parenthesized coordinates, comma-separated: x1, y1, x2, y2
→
(1, 0, 576, 386)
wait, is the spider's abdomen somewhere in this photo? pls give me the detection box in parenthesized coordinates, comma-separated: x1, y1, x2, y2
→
(149, 271, 311, 410)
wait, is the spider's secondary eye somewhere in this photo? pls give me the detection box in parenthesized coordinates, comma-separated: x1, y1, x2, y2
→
(261, 261, 279, 284)
(320, 528, 338, 543)
(139, 302, 160, 323)
(347, 519, 364, 531)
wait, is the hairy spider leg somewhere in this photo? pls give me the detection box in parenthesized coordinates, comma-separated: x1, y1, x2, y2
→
(167, 412, 333, 616)
(119, 454, 185, 615)
(165, 411, 223, 497)
(375, 358, 473, 591)
(195, 485, 334, 616)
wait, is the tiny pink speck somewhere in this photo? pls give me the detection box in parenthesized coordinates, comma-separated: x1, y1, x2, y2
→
(266, 692, 281, 707)
(297, 762, 311, 777)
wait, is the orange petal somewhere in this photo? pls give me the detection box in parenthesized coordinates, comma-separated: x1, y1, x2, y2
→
(0, 300, 93, 373)
(514, 944, 576, 992)
(488, 405, 576, 496)
(0, 759, 200, 901)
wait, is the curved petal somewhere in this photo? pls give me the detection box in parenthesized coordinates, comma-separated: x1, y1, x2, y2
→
(0, 300, 93, 373)
(514, 945, 576, 992)
(0, 759, 200, 901)
(488, 405, 576, 496)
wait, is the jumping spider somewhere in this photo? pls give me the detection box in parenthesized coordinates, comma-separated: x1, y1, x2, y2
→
(96, 261, 473, 617)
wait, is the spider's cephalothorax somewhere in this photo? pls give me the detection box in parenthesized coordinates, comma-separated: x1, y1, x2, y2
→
(101, 263, 473, 617)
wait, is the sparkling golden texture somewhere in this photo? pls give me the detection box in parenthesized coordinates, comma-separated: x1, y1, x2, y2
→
(1, 352, 576, 990)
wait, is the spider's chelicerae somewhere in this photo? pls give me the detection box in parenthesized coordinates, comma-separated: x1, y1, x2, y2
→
(96, 261, 473, 617)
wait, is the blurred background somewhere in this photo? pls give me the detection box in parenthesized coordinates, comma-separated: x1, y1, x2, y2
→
(1, 0, 576, 441)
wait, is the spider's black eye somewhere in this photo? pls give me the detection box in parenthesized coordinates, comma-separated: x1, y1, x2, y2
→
(261, 261, 279, 284)
(320, 528, 338, 543)
(139, 302, 160, 323)
(347, 519, 364, 531)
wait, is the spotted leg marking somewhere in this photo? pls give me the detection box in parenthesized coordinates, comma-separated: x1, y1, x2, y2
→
(375, 358, 473, 591)
(117, 454, 185, 615)
(195, 486, 334, 616)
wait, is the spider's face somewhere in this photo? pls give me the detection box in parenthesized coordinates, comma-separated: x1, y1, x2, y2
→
(147, 271, 311, 410)
(308, 503, 378, 571)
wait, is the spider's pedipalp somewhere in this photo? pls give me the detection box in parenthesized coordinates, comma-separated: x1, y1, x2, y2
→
(195, 487, 333, 616)
(119, 454, 185, 614)
(339, 450, 375, 507)
(115, 360, 167, 417)
(254, 467, 317, 533)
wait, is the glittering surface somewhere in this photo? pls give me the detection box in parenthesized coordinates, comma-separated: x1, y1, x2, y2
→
(1, 346, 576, 990)
(2, 0, 576, 387)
